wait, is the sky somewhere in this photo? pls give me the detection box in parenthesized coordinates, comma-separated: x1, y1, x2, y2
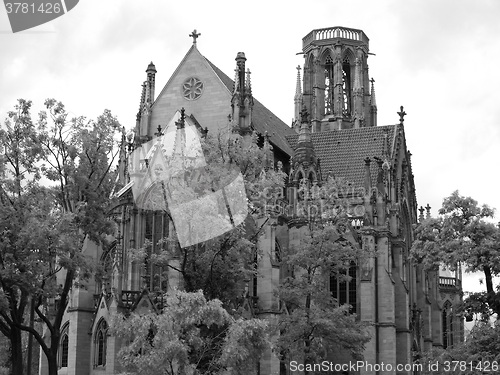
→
(1, 0, 499, 293)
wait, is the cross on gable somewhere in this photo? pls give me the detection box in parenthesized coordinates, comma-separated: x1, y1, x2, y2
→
(397, 105, 407, 124)
(189, 29, 201, 44)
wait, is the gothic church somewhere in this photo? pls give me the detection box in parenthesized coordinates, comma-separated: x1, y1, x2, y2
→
(43, 26, 463, 375)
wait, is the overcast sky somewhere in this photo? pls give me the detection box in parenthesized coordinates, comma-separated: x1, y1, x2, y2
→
(1, 0, 499, 292)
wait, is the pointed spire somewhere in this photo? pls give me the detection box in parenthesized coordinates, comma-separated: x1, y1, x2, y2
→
(369, 78, 378, 127)
(370, 78, 377, 107)
(172, 109, 188, 173)
(294, 65, 302, 100)
(245, 68, 252, 95)
(425, 203, 431, 220)
(233, 68, 239, 94)
(293, 65, 303, 132)
(136, 82, 146, 122)
(374, 157, 385, 194)
(263, 131, 273, 171)
(364, 157, 372, 193)
(382, 128, 389, 160)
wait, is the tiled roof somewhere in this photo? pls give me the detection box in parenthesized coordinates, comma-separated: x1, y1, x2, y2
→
(205, 59, 296, 155)
(285, 125, 397, 188)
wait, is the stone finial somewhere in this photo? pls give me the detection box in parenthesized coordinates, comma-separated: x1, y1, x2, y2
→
(425, 203, 431, 220)
(154, 125, 163, 138)
(146, 61, 157, 74)
(189, 29, 201, 45)
(176, 108, 186, 129)
(398, 105, 407, 124)
(300, 105, 309, 124)
(418, 206, 425, 222)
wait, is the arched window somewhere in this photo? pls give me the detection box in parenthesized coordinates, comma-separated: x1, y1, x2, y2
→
(143, 211, 169, 291)
(324, 53, 334, 115)
(331, 260, 357, 314)
(58, 323, 69, 368)
(94, 319, 108, 367)
(342, 55, 352, 117)
(442, 302, 453, 349)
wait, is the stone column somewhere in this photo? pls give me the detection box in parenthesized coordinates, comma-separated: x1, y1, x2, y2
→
(376, 234, 396, 375)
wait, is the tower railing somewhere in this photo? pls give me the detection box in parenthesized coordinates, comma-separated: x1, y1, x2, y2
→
(302, 26, 369, 50)
(439, 276, 461, 289)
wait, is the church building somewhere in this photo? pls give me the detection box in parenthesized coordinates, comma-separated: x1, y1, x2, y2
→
(43, 26, 463, 375)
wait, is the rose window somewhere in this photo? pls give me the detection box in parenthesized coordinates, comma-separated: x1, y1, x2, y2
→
(182, 77, 204, 100)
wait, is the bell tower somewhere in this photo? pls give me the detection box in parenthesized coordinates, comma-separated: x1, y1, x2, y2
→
(300, 26, 377, 132)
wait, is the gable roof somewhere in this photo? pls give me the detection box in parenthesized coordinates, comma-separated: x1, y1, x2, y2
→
(285, 125, 398, 188)
(205, 59, 295, 155)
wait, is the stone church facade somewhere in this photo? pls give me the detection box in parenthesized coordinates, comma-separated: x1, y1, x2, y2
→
(42, 26, 463, 375)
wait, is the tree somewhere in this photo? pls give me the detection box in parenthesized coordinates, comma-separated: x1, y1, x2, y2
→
(130, 131, 286, 308)
(276, 178, 370, 373)
(0, 99, 121, 375)
(420, 321, 500, 375)
(0, 98, 42, 375)
(110, 290, 269, 375)
(411, 190, 500, 319)
(126, 131, 370, 374)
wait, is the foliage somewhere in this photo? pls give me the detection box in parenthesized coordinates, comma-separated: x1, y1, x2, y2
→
(131, 132, 286, 307)
(110, 290, 270, 375)
(420, 321, 500, 375)
(0, 99, 121, 375)
(119, 132, 283, 374)
(276, 177, 370, 370)
(410, 191, 500, 318)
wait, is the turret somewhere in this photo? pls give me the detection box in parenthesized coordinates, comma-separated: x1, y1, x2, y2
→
(231, 52, 254, 136)
(136, 62, 157, 143)
(301, 26, 373, 131)
(145, 61, 157, 104)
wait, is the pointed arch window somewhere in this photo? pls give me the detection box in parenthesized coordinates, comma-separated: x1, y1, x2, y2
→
(58, 323, 69, 368)
(342, 56, 352, 117)
(442, 302, 454, 349)
(324, 54, 334, 116)
(331, 260, 357, 314)
(94, 319, 108, 367)
(143, 211, 169, 292)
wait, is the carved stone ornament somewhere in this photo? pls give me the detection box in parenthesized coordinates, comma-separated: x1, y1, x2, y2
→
(182, 77, 204, 100)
